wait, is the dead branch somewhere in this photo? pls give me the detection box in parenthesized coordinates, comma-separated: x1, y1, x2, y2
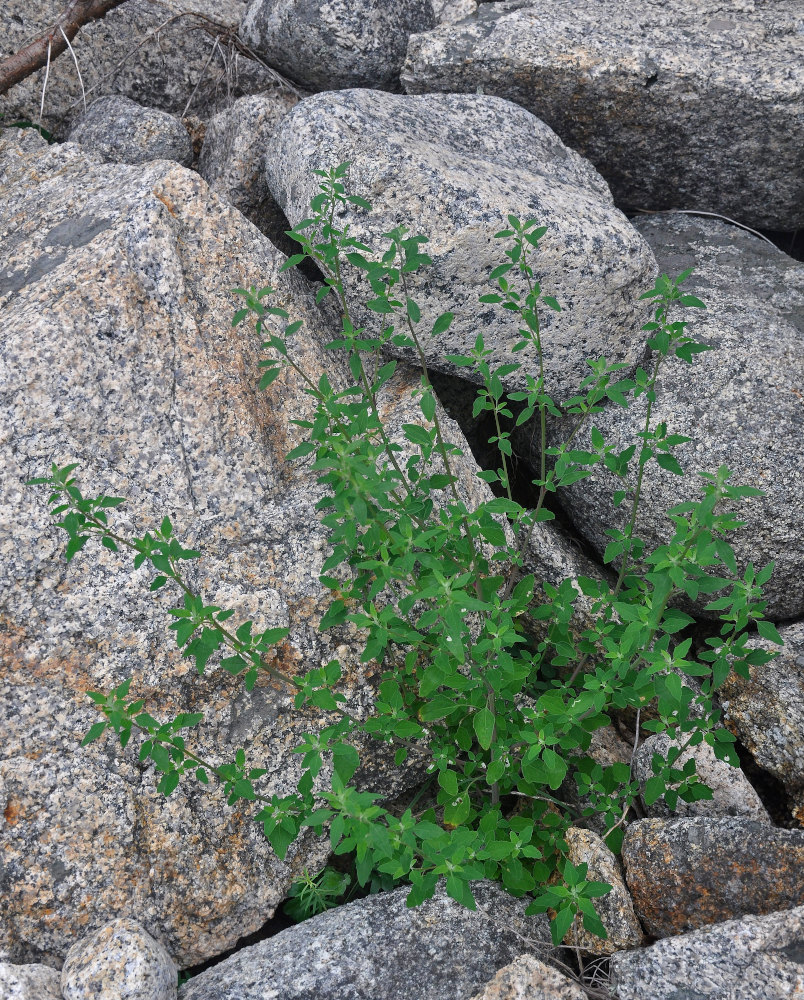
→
(0, 0, 131, 97)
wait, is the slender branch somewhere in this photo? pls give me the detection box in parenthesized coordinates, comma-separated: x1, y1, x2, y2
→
(0, 0, 130, 96)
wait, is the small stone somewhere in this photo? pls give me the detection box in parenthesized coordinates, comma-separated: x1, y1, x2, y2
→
(0, 961, 62, 1000)
(469, 954, 586, 1000)
(61, 918, 177, 1000)
(67, 96, 193, 166)
(563, 827, 644, 955)
(633, 731, 769, 821)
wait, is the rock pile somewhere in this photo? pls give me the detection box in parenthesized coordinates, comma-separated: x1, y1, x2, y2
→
(1, 1, 802, 998)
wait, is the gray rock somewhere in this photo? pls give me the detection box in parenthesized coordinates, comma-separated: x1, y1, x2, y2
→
(541, 213, 804, 621)
(610, 905, 804, 1000)
(633, 731, 769, 822)
(622, 817, 804, 937)
(402, 0, 804, 230)
(0, 962, 62, 1000)
(433, 0, 478, 24)
(177, 881, 553, 1000)
(265, 89, 657, 402)
(469, 954, 586, 1000)
(67, 96, 193, 166)
(719, 621, 804, 825)
(61, 918, 176, 1000)
(0, 0, 284, 136)
(197, 91, 299, 240)
(0, 129, 489, 967)
(239, 0, 436, 92)
(563, 828, 643, 956)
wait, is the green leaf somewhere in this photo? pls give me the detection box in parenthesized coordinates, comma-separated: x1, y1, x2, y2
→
(657, 453, 684, 476)
(551, 906, 576, 947)
(333, 744, 360, 784)
(403, 423, 432, 446)
(438, 769, 459, 796)
(432, 312, 454, 336)
(285, 441, 316, 461)
(81, 722, 107, 746)
(756, 620, 783, 645)
(473, 708, 495, 750)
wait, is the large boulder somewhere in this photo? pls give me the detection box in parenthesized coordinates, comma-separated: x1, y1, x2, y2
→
(264, 89, 657, 403)
(719, 621, 804, 825)
(239, 0, 436, 92)
(0, 129, 489, 968)
(402, 0, 804, 230)
(178, 881, 553, 1000)
(538, 213, 804, 621)
(0, 0, 284, 136)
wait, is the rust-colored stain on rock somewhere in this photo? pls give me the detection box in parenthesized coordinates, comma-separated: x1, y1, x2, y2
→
(623, 818, 804, 938)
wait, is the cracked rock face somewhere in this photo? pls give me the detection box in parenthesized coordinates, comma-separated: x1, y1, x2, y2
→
(0, 129, 489, 968)
(402, 0, 804, 229)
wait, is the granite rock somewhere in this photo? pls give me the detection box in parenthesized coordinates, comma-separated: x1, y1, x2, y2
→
(0, 962, 62, 1000)
(265, 89, 657, 402)
(622, 817, 804, 937)
(633, 731, 769, 822)
(609, 905, 804, 1000)
(177, 880, 553, 1000)
(0, 128, 489, 967)
(563, 828, 644, 956)
(719, 621, 804, 825)
(197, 91, 299, 240)
(61, 918, 176, 1000)
(468, 954, 586, 1000)
(0, 0, 282, 136)
(541, 213, 804, 621)
(433, 0, 478, 24)
(402, 0, 804, 229)
(67, 96, 193, 166)
(239, 0, 436, 92)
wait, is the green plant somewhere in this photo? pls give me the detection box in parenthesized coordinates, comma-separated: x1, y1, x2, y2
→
(283, 865, 352, 922)
(27, 163, 782, 947)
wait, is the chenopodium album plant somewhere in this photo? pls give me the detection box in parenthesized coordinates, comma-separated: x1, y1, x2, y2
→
(28, 163, 782, 945)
